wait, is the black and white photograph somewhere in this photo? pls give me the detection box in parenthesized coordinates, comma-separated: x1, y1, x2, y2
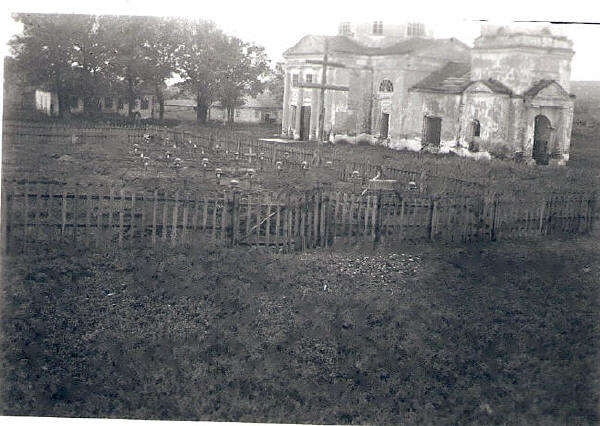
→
(1, 1, 599, 425)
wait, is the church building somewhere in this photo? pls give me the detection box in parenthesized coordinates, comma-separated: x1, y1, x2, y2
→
(281, 22, 575, 165)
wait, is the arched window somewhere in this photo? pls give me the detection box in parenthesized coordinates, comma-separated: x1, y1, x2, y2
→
(472, 119, 481, 137)
(379, 79, 393, 93)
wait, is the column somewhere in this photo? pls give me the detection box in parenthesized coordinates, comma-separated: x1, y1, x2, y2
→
(281, 70, 291, 137)
(309, 88, 319, 141)
(294, 71, 303, 140)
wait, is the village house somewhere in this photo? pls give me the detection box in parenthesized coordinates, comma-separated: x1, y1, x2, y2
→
(208, 91, 282, 124)
(281, 22, 575, 165)
(33, 90, 158, 120)
(163, 91, 282, 123)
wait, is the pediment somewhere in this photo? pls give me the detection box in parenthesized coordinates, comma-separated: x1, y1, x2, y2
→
(464, 81, 493, 93)
(533, 82, 570, 100)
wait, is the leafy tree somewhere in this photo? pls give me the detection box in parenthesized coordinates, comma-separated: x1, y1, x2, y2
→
(10, 13, 116, 117)
(266, 62, 285, 107)
(9, 14, 81, 117)
(216, 38, 270, 123)
(99, 15, 150, 118)
(177, 20, 229, 123)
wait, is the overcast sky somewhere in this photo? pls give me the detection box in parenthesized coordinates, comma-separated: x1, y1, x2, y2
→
(2, 0, 600, 81)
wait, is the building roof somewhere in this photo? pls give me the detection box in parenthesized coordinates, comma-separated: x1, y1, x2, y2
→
(241, 91, 281, 109)
(476, 79, 513, 94)
(410, 62, 472, 93)
(164, 99, 197, 107)
(283, 35, 469, 57)
(209, 91, 281, 110)
(522, 79, 570, 98)
(410, 61, 515, 95)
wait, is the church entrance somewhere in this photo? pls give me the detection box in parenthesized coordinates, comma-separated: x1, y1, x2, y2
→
(533, 114, 551, 165)
(380, 113, 390, 139)
(300, 106, 311, 141)
(423, 116, 442, 146)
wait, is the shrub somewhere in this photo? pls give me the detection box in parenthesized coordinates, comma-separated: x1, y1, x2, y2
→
(356, 133, 374, 146)
(479, 140, 513, 160)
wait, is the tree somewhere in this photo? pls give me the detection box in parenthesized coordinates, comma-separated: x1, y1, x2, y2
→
(266, 62, 285, 107)
(99, 15, 150, 118)
(135, 16, 181, 121)
(9, 14, 83, 117)
(10, 13, 116, 117)
(216, 38, 270, 123)
(177, 20, 229, 123)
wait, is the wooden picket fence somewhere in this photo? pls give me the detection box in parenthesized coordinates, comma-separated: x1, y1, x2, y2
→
(1, 180, 596, 254)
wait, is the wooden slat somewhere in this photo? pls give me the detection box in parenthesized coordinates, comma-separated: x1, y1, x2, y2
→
(182, 193, 189, 244)
(85, 188, 91, 246)
(202, 194, 208, 232)
(266, 195, 272, 247)
(162, 190, 169, 241)
(212, 194, 217, 241)
(313, 191, 319, 247)
(320, 192, 326, 247)
(152, 189, 158, 246)
(130, 192, 136, 246)
(108, 186, 114, 246)
(61, 188, 67, 239)
(119, 188, 125, 248)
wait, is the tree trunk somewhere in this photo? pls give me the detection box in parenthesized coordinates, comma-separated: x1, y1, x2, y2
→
(127, 72, 135, 119)
(227, 106, 235, 123)
(56, 88, 71, 120)
(155, 84, 165, 122)
(196, 93, 208, 124)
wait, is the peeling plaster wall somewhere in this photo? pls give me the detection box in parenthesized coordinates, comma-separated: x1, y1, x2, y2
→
(459, 92, 511, 147)
(401, 91, 462, 143)
(471, 33, 574, 94)
(521, 101, 574, 157)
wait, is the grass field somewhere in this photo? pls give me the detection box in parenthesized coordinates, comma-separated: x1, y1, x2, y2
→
(1, 237, 598, 424)
(1, 116, 598, 424)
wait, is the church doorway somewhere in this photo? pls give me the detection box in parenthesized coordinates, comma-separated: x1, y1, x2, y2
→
(533, 114, 551, 165)
(299, 106, 311, 141)
(423, 116, 442, 146)
(380, 113, 390, 139)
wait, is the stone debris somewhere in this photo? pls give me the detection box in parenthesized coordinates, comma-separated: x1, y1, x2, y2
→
(299, 252, 421, 288)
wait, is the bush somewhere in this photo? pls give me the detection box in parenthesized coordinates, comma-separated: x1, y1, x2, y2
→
(479, 140, 513, 160)
(356, 133, 373, 146)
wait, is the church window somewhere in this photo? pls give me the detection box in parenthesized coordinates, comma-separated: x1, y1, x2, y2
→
(339, 22, 352, 35)
(379, 79, 394, 93)
(407, 23, 425, 38)
(472, 119, 481, 137)
(292, 74, 299, 87)
(305, 74, 313, 83)
(373, 21, 383, 35)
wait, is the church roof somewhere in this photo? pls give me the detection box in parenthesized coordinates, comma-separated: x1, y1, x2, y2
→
(523, 79, 570, 98)
(410, 62, 515, 95)
(283, 35, 469, 57)
(283, 35, 368, 56)
(477, 79, 513, 94)
(410, 62, 472, 93)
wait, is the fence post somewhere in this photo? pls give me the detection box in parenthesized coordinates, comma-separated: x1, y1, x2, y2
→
(373, 190, 382, 247)
(429, 197, 437, 241)
(231, 190, 239, 247)
(1, 184, 10, 254)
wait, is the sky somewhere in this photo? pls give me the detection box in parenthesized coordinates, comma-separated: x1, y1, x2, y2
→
(2, 0, 600, 81)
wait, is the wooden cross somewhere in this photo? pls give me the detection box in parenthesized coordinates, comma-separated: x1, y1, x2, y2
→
(297, 37, 350, 143)
(244, 147, 257, 164)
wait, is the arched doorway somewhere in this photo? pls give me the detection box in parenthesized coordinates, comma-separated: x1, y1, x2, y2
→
(533, 115, 551, 165)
